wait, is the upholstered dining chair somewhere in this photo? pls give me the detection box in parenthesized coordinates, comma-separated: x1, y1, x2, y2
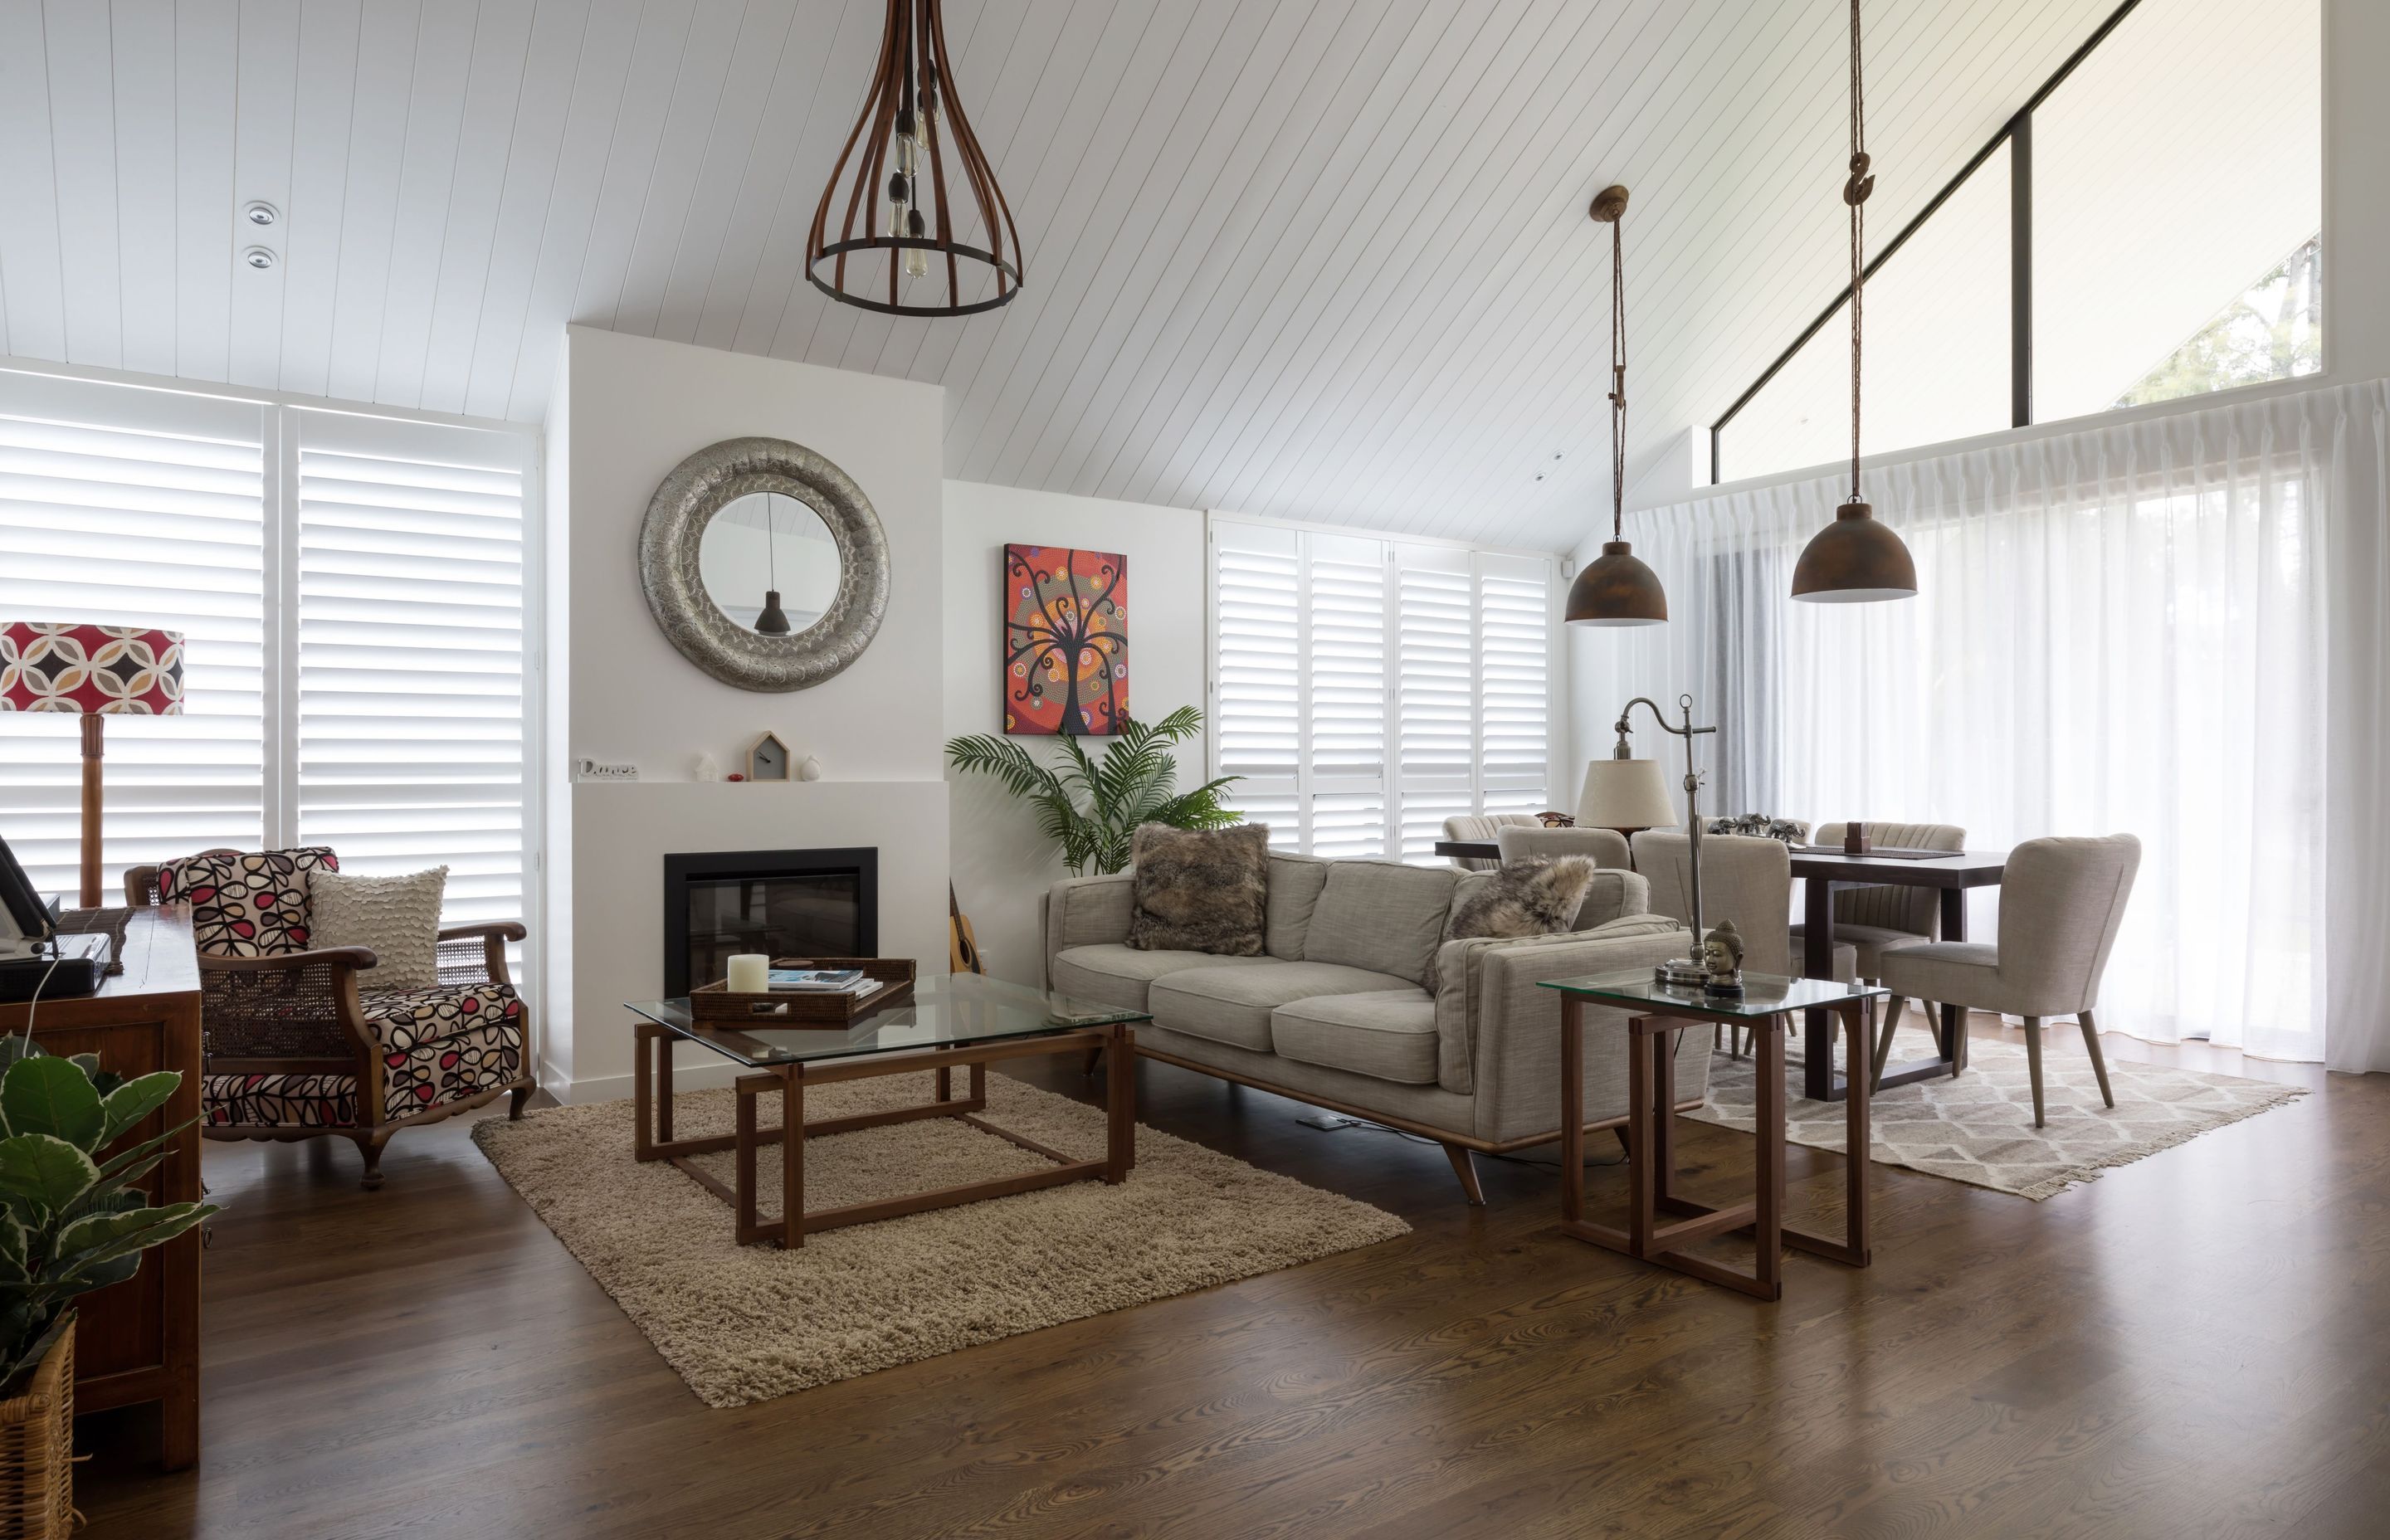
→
(1874, 834, 2141, 1127)
(1494, 823, 1632, 870)
(1791, 821, 1967, 977)
(1441, 812, 1542, 871)
(1633, 831, 1859, 1058)
(128, 846, 534, 1187)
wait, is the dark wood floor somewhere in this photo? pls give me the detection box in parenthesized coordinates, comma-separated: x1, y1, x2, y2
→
(73, 1018, 2390, 1540)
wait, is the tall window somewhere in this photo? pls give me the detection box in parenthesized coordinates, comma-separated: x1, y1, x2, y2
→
(0, 368, 534, 927)
(1714, 0, 2321, 484)
(1209, 518, 1554, 861)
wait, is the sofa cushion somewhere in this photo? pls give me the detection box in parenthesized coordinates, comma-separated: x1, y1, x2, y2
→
(1271, 991, 1439, 1084)
(1300, 862, 1459, 986)
(1051, 943, 1271, 1012)
(1265, 853, 1333, 958)
(1149, 960, 1416, 1053)
(1125, 824, 1270, 956)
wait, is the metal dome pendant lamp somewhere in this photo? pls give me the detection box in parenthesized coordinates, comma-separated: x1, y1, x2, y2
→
(1790, 0, 1918, 604)
(808, 0, 1023, 318)
(1565, 184, 1668, 626)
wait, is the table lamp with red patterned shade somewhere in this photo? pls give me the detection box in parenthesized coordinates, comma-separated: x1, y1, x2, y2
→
(0, 621, 184, 907)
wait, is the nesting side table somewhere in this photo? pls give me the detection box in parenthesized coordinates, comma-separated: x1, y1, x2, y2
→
(1538, 970, 1885, 1300)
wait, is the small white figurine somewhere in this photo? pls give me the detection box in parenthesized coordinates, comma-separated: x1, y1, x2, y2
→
(797, 753, 824, 782)
(693, 752, 721, 782)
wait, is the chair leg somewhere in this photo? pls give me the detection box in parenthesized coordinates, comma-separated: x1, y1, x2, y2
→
(2022, 1016, 2046, 1128)
(1612, 1124, 1634, 1158)
(2079, 1009, 2116, 1108)
(1441, 1142, 1487, 1206)
(508, 1082, 533, 1119)
(1080, 1045, 1104, 1077)
(358, 1132, 390, 1191)
(1871, 996, 1905, 1092)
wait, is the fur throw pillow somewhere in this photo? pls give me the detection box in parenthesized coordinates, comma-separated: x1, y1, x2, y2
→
(1422, 855, 1596, 993)
(1124, 824, 1271, 955)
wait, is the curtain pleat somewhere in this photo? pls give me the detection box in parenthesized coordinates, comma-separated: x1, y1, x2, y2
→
(1591, 381, 2390, 1063)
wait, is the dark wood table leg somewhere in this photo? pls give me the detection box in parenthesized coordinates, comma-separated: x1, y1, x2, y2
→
(633, 1021, 654, 1161)
(1627, 1021, 1655, 1255)
(1802, 877, 1836, 1099)
(780, 1066, 805, 1249)
(734, 1079, 759, 1245)
(1651, 1024, 1678, 1210)
(1105, 1025, 1135, 1182)
(1560, 997, 1585, 1225)
(1754, 1014, 1785, 1299)
(1941, 886, 1968, 1075)
(656, 1026, 675, 1145)
(1838, 999, 1871, 1263)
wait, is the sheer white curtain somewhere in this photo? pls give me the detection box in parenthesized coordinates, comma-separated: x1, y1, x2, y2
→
(1590, 382, 2390, 1064)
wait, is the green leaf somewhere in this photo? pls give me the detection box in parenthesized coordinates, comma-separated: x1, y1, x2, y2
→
(53, 1202, 215, 1274)
(0, 1212, 23, 1282)
(2, 1055, 105, 1151)
(0, 1308, 72, 1398)
(98, 1073, 181, 1147)
(0, 1134, 100, 1215)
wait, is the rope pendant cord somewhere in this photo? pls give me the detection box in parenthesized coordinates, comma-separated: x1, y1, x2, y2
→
(1610, 214, 1627, 541)
(1848, 0, 1867, 504)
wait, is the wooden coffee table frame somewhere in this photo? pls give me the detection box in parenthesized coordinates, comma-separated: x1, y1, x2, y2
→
(632, 1018, 1137, 1248)
(1558, 994, 1873, 1300)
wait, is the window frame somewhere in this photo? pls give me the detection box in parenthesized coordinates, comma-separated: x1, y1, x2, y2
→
(0, 355, 545, 991)
(1205, 511, 1562, 862)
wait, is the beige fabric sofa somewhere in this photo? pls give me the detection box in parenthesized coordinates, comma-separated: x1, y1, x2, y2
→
(1043, 853, 1709, 1202)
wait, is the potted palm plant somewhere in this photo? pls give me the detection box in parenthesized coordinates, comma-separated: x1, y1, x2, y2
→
(945, 706, 1242, 875)
(0, 1035, 214, 1535)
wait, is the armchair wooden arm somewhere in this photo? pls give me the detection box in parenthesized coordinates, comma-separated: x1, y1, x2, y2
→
(199, 945, 381, 974)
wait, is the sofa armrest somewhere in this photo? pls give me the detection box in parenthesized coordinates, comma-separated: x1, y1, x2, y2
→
(1044, 872, 1136, 987)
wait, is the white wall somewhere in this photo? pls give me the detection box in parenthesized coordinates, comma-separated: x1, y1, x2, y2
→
(940, 480, 1207, 989)
(545, 327, 949, 1098)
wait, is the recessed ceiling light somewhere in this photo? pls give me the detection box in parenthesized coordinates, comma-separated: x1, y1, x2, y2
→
(241, 246, 277, 271)
(243, 201, 279, 227)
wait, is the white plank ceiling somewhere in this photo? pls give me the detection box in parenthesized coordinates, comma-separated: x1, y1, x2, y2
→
(0, 0, 2125, 551)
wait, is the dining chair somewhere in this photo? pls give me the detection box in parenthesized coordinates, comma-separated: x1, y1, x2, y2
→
(1873, 834, 2141, 1127)
(1441, 812, 1542, 871)
(1632, 831, 1858, 1058)
(1791, 821, 1966, 977)
(1494, 824, 1631, 870)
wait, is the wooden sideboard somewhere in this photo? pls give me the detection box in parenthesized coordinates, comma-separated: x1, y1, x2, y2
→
(0, 908, 202, 1469)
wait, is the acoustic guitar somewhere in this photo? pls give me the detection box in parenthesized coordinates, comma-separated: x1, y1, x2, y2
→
(949, 885, 986, 975)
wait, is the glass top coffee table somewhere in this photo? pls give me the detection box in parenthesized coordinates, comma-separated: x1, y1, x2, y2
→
(625, 972, 1149, 1249)
(1537, 968, 1887, 1300)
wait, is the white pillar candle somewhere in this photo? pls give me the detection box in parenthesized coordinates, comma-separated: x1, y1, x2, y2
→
(725, 953, 770, 994)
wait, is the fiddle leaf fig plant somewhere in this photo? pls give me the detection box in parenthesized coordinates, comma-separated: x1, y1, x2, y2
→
(0, 1033, 215, 1395)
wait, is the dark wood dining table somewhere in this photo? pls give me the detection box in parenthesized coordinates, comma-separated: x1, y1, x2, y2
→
(1431, 839, 2009, 1103)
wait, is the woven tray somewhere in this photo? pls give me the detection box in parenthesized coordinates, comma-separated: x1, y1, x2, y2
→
(687, 957, 916, 1028)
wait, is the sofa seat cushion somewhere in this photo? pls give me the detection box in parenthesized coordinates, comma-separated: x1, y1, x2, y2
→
(1051, 943, 1271, 1012)
(1271, 991, 1439, 1084)
(1149, 961, 1416, 1053)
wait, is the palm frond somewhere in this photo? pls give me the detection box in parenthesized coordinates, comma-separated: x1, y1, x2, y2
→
(945, 707, 1240, 875)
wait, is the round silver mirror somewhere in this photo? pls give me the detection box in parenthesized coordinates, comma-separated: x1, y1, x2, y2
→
(698, 491, 843, 636)
(638, 437, 889, 691)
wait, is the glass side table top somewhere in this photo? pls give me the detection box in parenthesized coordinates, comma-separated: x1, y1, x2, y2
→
(1537, 967, 1888, 1018)
(626, 971, 1151, 1067)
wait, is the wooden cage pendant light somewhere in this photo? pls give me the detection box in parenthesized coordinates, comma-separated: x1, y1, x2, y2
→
(808, 0, 1023, 317)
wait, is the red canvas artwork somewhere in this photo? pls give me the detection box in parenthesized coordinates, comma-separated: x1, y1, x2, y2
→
(1004, 545, 1127, 736)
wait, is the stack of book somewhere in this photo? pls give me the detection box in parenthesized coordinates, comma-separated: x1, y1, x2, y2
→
(767, 967, 876, 996)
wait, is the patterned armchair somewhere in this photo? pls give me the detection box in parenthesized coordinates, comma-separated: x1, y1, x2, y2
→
(126, 846, 533, 1188)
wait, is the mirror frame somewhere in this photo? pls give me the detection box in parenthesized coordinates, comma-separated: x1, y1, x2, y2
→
(637, 436, 890, 692)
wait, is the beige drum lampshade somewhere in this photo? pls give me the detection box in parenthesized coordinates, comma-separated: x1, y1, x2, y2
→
(1578, 757, 1676, 832)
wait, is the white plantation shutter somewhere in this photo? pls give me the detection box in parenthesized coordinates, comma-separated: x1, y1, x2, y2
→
(1211, 515, 1554, 862)
(294, 412, 529, 928)
(0, 372, 267, 899)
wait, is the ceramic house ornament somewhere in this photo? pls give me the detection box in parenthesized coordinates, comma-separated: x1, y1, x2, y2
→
(749, 732, 792, 782)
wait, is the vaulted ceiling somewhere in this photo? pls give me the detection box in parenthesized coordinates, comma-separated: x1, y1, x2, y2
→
(0, 0, 2123, 551)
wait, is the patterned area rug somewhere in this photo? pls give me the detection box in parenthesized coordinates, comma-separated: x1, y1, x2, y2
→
(474, 1070, 1408, 1406)
(1685, 1025, 2305, 1200)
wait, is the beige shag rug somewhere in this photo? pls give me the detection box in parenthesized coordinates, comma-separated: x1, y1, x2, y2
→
(473, 1070, 1408, 1406)
(1686, 1024, 2305, 1200)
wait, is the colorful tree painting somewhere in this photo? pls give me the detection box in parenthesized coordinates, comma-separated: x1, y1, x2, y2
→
(1004, 544, 1127, 736)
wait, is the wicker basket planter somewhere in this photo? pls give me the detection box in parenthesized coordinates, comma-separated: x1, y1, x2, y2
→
(0, 1321, 75, 1538)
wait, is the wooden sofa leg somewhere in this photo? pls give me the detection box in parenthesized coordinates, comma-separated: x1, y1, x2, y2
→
(1441, 1143, 1487, 1206)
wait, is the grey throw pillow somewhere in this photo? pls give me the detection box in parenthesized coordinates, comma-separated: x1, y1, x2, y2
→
(1124, 824, 1270, 955)
(1422, 855, 1595, 993)
(308, 866, 449, 990)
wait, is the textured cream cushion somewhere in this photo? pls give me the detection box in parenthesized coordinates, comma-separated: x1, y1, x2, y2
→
(1148, 960, 1416, 1052)
(1271, 991, 1440, 1084)
(1050, 943, 1271, 1012)
(307, 866, 447, 990)
(1301, 862, 1460, 985)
